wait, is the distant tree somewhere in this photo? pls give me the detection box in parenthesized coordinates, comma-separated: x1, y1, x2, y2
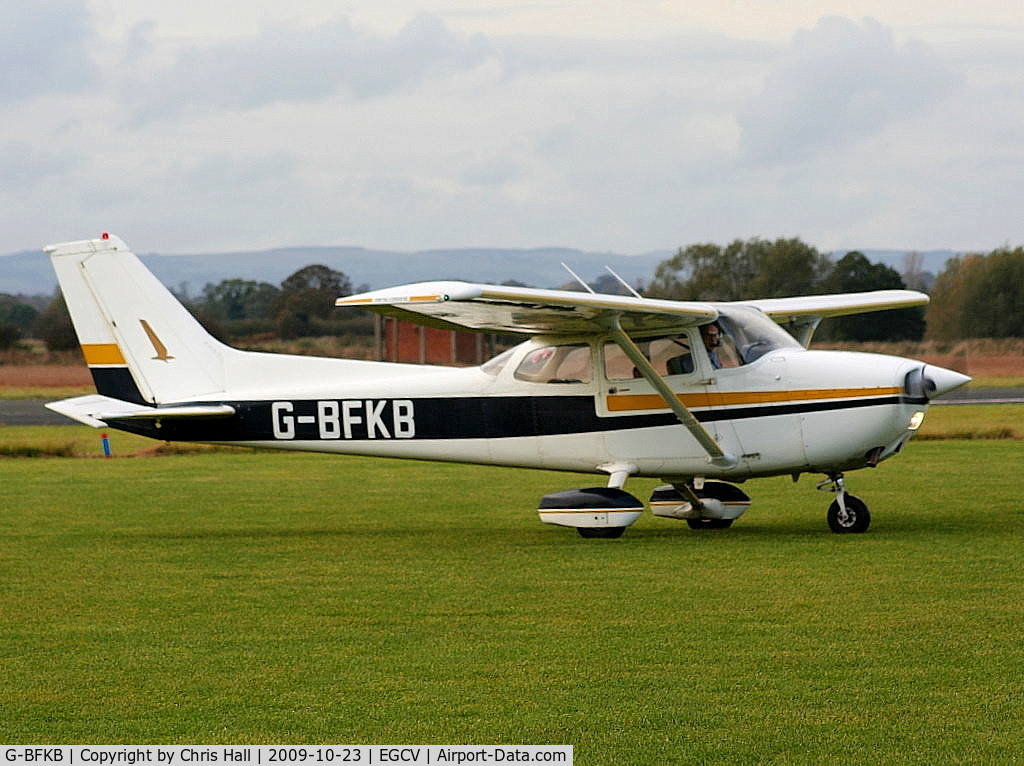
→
(927, 247, 1024, 340)
(968, 247, 1024, 338)
(0, 294, 40, 330)
(901, 251, 931, 292)
(0, 322, 21, 350)
(924, 255, 972, 341)
(747, 238, 832, 298)
(200, 279, 280, 320)
(274, 264, 353, 339)
(33, 294, 79, 351)
(646, 237, 831, 301)
(816, 252, 925, 341)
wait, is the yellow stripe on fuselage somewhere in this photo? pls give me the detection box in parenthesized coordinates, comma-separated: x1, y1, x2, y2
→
(81, 343, 126, 366)
(606, 386, 902, 413)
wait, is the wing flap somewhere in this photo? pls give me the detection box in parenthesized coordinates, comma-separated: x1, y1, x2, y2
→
(338, 281, 718, 336)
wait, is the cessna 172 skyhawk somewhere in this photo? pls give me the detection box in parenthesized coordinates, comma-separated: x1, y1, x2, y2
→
(46, 234, 970, 538)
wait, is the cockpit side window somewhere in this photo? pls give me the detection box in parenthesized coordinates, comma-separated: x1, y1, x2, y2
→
(514, 344, 593, 384)
(604, 335, 699, 380)
(602, 311, 794, 380)
(699, 322, 742, 369)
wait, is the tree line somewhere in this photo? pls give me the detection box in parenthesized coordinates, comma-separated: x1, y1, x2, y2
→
(185, 263, 371, 343)
(644, 238, 925, 341)
(2, 240, 1022, 352)
(1, 263, 371, 352)
(645, 239, 1024, 342)
(644, 238, 1024, 342)
(924, 246, 1024, 341)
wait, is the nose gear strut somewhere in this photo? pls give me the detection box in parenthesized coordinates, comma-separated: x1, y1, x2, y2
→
(818, 473, 872, 534)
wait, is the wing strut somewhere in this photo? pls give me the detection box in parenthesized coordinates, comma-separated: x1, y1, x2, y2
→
(604, 316, 738, 468)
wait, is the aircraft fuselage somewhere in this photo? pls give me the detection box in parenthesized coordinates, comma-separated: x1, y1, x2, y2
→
(106, 339, 936, 485)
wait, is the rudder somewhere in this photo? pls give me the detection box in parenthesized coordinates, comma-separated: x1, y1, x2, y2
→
(46, 234, 228, 404)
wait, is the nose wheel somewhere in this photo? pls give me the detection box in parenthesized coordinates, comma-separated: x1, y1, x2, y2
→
(819, 474, 871, 534)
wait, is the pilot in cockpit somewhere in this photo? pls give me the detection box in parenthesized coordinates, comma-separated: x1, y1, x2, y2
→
(664, 321, 734, 375)
(700, 322, 724, 369)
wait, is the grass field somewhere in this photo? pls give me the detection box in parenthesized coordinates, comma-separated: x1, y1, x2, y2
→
(2, 431, 1023, 763)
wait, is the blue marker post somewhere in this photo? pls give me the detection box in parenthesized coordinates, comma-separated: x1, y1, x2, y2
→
(101, 432, 112, 458)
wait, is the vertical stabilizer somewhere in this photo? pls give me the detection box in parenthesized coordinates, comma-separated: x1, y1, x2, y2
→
(45, 234, 228, 404)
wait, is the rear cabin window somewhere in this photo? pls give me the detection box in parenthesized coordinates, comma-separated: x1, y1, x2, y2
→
(514, 344, 593, 384)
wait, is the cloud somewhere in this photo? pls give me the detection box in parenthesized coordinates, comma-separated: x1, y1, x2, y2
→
(458, 155, 522, 187)
(3, 8, 1021, 257)
(0, 0, 98, 103)
(738, 16, 956, 165)
(124, 13, 492, 122)
(0, 141, 77, 189)
(490, 29, 773, 82)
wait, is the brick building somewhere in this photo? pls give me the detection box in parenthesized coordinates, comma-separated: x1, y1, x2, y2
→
(375, 316, 501, 366)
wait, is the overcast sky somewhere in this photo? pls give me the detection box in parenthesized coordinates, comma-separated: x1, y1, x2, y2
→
(3, 1, 1024, 256)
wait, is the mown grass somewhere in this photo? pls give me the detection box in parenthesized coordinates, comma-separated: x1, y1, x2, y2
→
(1, 436, 1023, 763)
(919, 403, 1024, 439)
(0, 426, 251, 458)
(965, 375, 1024, 388)
(0, 386, 97, 400)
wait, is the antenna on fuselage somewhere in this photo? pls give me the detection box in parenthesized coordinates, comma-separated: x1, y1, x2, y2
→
(604, 266, 644, 299)
(560, 263, 596, 294)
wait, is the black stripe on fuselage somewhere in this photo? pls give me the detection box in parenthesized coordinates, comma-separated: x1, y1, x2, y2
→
(698, 395, 924, 422)
(103, 393, 918, 443)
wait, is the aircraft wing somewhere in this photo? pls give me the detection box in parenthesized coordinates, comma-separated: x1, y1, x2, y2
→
(338, 281, 718, 336)
(736, 289, 929, 347)
(740, 289, 929, 320)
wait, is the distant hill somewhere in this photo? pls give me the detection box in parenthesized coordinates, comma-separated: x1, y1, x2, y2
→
(860, 250, 958, 277)
(0, 245, 672, 296)
(0, 243, 959, 297)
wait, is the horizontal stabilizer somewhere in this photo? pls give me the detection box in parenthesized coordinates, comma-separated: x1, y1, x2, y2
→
(46, 394, 235, 428)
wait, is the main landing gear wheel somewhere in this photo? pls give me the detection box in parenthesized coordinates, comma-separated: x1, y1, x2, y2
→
(827, 494, 871, 534)
(537, 488, 643, 539)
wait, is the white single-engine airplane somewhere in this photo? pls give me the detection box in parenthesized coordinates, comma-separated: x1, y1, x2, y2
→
(46, 234, 970, 538)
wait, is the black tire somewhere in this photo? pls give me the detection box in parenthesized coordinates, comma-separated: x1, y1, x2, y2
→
(827, 494, 871, 534)
(577, 526, 626, 539)
(685, 518, 734, 530)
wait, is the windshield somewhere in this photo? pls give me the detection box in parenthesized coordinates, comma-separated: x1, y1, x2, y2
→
(716, 306, 801, 364)
(480, 346, 517, 376)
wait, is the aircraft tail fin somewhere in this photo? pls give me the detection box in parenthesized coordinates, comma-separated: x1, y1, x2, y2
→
(45, 234, 229, 405)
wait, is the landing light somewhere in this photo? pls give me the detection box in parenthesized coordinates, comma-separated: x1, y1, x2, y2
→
(908, 411, 926, 431)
